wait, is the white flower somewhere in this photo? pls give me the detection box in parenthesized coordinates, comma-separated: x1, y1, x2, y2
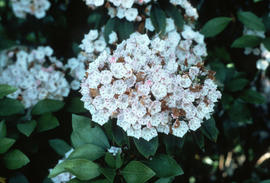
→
(125, 8, 138, 21)
(0, 46, 70, 108)
(10, 0, 51, 19)
(80, 33, 221, 141)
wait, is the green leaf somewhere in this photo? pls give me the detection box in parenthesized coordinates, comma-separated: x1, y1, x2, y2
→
(66, 97, 87, 114)
(0, 84, 17, 99)
(104, 18, 118, 43)
(121, 161, 155, 183)
(37, 113, 60, 132)
(0, 98, 24, 116)
(117, 20, 134, 41)
(261, 180, 270, 183)
(228, 99, 252, 124)
(192, 131, 205, 152)
(237, 11, 265, 31)
(150, 4, 167, 34)
(105, 152, 116, 168)
(146, 154, 183, 177)
(165, 4, 184, 29)
(3, 149, 30, 170)
(162, 134, 185, 155)
(0, 137, 16, 154)
(17, 120, 37, 137)
(68, 144, 105, 161)
(49, 159, 100, 181)
(155, 177, 174, 183)
(32, 99, 65, 115)
(240, 89, 266, 104)
(72, 114, 91, 131)
(9, 173, 29, 183)
(263, 37, 270, 51)
(201, 17, 232, 37)
(0, 120, 7, 138)
(99, 167, 116, 183)
(112, 125, 129, 146)
(231, 35, 263, 48)
(49, 139, 72, 156)
(200, 118, 219, 142)
(71, 115, 109, 149)
(226, 78, 249, 92)
(133, 137, 158, 158)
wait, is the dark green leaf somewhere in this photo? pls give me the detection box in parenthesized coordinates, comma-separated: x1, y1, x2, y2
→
(117, 20, 134, 41)
(0, 137, 16, 154)
(9, 173, 29, 183)
(201, 17, 232, 37)
(49, 139, 72, 156)
(192, 131, 205, 152)
(49, 159, 100, 181)
(66, 97, 87, 114)
(121, 161, 155, 183)
(99, 167, 116, 183)
(68, 144, 105, 161)
(133, 137, 158, 158)
(150, 4, 167, 34)
(228, 99, 252, 124)
(105, 152, 116, 168)
(104, 18, 118, 43)
(3, 149, 30, 170)
(263, 37, 270, 51)
(32, 99, 65, 115)
(165, 4, 184, 29)
(0, 84, 17, 99)
(240, 89, 266, 104)
(112, 125, 129, 146)
(0, 98, 24, 116)
(72, 114, 91, 131)
(221, 93, 234, 110)
(71, 115, 109, 149)
(17, 120, 37, 137)
(261, 180, 270, 183)
(37, 113, 60, 132)
(0, 120, 6, 138)
(155, 177, 174, 183)
(226, 78, 249, 92)
(146, 154, 183, 177)
(231, 35, 263, 48)
(162, 134, 185, 155)
(200, 118, 219, 142)
(237, 11, 265, 31)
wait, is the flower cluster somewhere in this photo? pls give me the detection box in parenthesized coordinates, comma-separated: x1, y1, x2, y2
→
(0, 46, 70, 108)
(243, 27, 270, 71)
(10, 0, 51, 19)
(80, 33, 221, 141)
(66, 28, 114, 90)
(83, 0, 198, 22)
(49, 149, 75, 183)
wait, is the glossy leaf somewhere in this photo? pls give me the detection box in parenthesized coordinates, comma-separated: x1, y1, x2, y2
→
(3, 149, 30, 170)
(237, 11, 265, 31)
(146, 154, 183, 177)
(201, 17, 232, 37)
(68, 144, 105, 161)
(0, 98, 24, 116)
(49, 139, 72, 156)
(17, 120, 37, 137)
(133, 137, 158, 158)
(0, 137, 16, 154)
(150, 4, 167, 34)
(121, 161, 155, 183)
(32, 99, 65, 115)
(231, 35, 262, 48)
(37, 113, 60, 132)
(0, 84, 17, 99)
